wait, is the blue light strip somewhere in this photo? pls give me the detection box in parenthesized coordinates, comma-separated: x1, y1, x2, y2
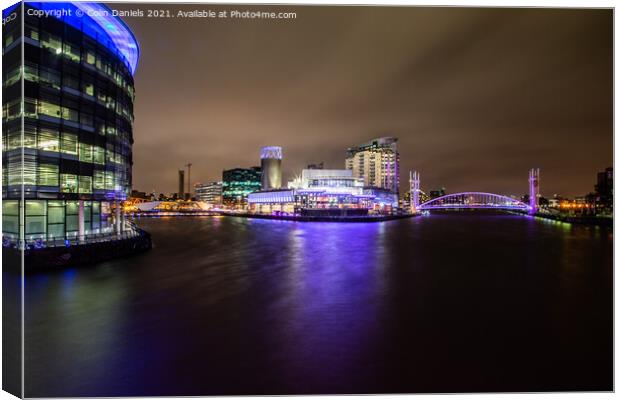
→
(23, 2, 139, 75)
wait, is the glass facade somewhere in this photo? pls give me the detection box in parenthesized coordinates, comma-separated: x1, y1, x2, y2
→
(2, 3, 139, 247)
(195, 181, 223, 205)
(222, 167, 261, 207)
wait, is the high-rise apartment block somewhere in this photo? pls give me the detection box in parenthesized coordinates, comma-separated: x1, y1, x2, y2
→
(345, 137, 400, 194)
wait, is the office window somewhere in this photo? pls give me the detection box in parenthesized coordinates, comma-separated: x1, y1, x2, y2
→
(79, 142, 93, 163)
(60, 174, 78, 193)
(4, 32, 15, 48)
(93, 146, 105, 165)
(25, 24, 38, 41)
(84, 83, 94, 96)
(38, 100, 61, 118)
(23, 123, 37, 148)
(4, 65, 20, 87)
(25, 200, 46, 235)
(60, 132, 78, 155)
(86, 50, 95, 65)
(63, 42, 81, 63)
(2, 200, 19, 235)
(6, 131, 21, 151)
(105, 171, 115, 190)
(40, 32, 62, 54)
(78, 176, 92, 194)
(65, 201, 78, 232)
(37, 164, 59, 186)
(62, 74, 80, 90)
(61, 107, 78, 122)
(83, 202, 92, 232)
(23, 62, 38, 83)
(93, 170, 106, 189)
(39, 66, 60, 89)
(7, 157, 22, 186)
(38, 128, 59, 152)
(92, 202, 101, 229)
(4, 98, 21, 120)
(47, 201, 65, 239)
(23, 155, 37, 186)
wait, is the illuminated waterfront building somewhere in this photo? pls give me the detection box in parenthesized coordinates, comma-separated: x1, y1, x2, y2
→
(260, 146, 282, 190)
(248, 169, 397, 215)
(222, 167, 261, 207)
(2, 2, 139, 247)
(195, 181, 222, 205)
(345, 137, 400, 194)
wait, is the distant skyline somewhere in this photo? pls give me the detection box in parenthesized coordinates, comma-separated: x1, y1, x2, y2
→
(113, 4, 612, 197)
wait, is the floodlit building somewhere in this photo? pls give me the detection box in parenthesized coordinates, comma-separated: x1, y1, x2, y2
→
(260, 146, 282, 190)
(345, 137, 400, 194)
(2, 2, 139, 247)
(248, 168, 397, 216)
(222, 167, 261, 207)
(195, 181, 223, 206)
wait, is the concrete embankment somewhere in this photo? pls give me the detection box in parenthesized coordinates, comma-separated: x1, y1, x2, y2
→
(4, 229, 152, 272)
(220, 213, 416, 223)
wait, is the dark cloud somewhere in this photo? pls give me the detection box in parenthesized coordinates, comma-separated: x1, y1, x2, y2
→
(112, 4, 612, 197)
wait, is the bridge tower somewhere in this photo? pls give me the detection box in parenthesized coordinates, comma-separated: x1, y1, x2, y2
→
(529, 168, 540, 214)
(409, 170, 420, 213)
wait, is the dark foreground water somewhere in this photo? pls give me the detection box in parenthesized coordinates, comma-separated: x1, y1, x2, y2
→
(24, 212, 613, 396)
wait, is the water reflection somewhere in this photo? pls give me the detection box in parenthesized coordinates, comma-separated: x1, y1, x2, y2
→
(24, 213, 613, 396)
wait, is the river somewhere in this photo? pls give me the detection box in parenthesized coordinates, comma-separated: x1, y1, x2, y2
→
(23, 212, 613, 396)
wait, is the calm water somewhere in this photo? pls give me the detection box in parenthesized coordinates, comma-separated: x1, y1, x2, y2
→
(23, 212, 613, 396)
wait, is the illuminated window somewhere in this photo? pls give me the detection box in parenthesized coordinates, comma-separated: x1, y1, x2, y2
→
(6, 131, 21, 151)
(63, 42, 80, 63)
(60, 174, 78, 193)
(79, 142, 93, 163)
(84, 83, 94, 96)
(105, 171, 115, 190)
(86, 51, 96, 65)
(38, 128, 59, 152)
(20, 154, 37, 186)
(24, 98, 37, 118)
(4, 33, 15, 48)
(47, 201, 65, 239)
(37, 164, 59, 186)
(61, 107, 78, 122)
(78, 176, 92, 194)
(93, 170, 106, 189)
(25, 201, 47, 235)
(24, 63, 38, 83)
(38, 100, 61, 118)
(4, 65, 20, 87)
(2, 200, 19, 235)
(66, 201, 78, 232)
(60, 132, 78, 155)
(25, 25, 38, 41)
(93, 146, 105, 165)
(40, 32, 62, 54)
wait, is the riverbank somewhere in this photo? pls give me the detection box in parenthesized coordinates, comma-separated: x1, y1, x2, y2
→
(507, 210, 613, 227)
(534, 212, 612, 227)
(221, 212, 416, 223)
(5, 228, 153, 272)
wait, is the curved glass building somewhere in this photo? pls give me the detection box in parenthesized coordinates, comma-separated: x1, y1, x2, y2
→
(2, 2, 139, 248)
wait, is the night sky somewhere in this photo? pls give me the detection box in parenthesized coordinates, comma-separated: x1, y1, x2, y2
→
(111, 4, 612, 197)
